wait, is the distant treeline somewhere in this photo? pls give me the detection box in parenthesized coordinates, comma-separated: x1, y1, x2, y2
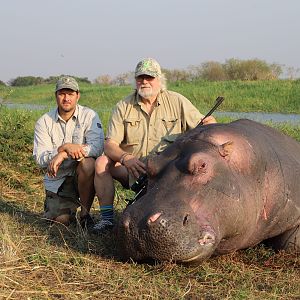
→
(2, 58, 299, 87)
(1, 76, 90, 87)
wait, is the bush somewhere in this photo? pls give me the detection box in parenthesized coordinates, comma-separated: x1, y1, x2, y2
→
(9, 75, 91, 87)
(160, 59, 283, 83)
(45, 75, 91, 84)
(162, 68, 192, 82)
(198, 61, 228, 81)
(0, 108, 38, 173)
(0, 80, 6, 86)
(10, 76, 44, 87)
(94, 75, 112, 85)
(223, 58, 282, 80)
(111, 72, 133, 86)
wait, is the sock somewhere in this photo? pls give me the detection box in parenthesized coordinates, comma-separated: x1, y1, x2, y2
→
(100, 205, 114, 223)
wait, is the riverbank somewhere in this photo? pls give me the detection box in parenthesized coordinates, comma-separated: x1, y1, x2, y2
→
(1, 79, 300, 114)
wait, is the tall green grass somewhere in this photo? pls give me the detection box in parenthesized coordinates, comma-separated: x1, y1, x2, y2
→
(171, 80, 300, 113)
(1, 80, 300, 117)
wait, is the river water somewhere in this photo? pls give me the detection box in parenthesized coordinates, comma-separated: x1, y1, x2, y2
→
(2, 103, 49, 110)
(215, 111, 300, 125)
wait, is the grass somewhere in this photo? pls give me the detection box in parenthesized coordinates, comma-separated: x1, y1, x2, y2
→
(0, 81, 299, 299)
(170, 80, 300, 113)
(1, 79, 300, 115)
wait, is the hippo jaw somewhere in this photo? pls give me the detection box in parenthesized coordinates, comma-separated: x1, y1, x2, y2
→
(118, 206, 218, 264)
(180, 230, 217, 263)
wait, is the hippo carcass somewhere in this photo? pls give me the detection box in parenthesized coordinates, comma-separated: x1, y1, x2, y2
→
(117, 119, 300, 265)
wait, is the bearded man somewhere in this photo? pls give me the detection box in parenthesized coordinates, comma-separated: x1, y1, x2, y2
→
(92, 58, 216, 233)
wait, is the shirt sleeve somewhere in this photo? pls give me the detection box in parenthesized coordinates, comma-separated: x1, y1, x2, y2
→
(106, 102, 125, 145)
(83, 110, 104, 158)
(33, 116, 58, 168)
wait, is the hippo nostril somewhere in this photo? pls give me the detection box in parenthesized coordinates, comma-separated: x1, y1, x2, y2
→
(183, 214, 190, 226)
(159, 218, 167, 227)
(147, 212, 162, 224)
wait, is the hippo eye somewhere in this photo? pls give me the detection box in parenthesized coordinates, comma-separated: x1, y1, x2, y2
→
(183, 214, 190, 226)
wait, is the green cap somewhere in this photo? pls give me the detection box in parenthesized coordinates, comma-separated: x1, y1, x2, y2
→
(135, 58, 162, 78)
(55, 76, 79, 92)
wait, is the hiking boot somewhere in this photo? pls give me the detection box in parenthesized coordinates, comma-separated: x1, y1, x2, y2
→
(79, 214, 95, 230)
(91, 219, 114, 234)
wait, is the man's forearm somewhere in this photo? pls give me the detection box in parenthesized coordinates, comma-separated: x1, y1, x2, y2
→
(105, 140, 128, 163)
(57, 143, 71, 153)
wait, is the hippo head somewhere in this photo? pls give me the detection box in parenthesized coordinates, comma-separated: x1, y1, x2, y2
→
(118, 197, 218, 264)
(117, 128, 241, 265)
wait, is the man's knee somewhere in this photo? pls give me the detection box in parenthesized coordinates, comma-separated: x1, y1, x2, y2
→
(95, 155, 112, 175)
(77, 157, 95, 177)
(94, 155, 128, 187)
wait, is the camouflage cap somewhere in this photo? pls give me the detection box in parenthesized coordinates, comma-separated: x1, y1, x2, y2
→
(135, 58, 162, 78)
(55, 76, 79, 92)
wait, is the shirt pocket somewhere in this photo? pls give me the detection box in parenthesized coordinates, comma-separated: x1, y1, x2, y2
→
(124, 118, 142, 144)
(152, 118, 180, 153)
(72, 124, 85, 144)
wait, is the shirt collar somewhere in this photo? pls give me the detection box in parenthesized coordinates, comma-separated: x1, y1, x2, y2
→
(55, 105, 79, 122)
(134, 90, 162, 107)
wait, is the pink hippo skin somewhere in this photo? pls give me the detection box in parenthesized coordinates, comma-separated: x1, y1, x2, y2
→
(117, 119, 300, 265)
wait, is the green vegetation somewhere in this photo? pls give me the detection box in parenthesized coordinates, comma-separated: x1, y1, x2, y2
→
(5, 58, 287, 87)
(9, 75, 91, 87)
(1, 79, 300, 117)
(171, 80, 300, 114)
(165, 58, 282, 82)
(0, 80, 299, 299)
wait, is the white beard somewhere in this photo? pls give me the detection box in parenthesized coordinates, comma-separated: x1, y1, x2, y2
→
(138, 86, 159, 100)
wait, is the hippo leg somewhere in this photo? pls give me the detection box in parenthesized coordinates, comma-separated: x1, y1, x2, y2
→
(268, 225, 300, 253)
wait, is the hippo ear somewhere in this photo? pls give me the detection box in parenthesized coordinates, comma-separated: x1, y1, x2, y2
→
(218, 141, 233, 158)
(187, 153, 207, 175)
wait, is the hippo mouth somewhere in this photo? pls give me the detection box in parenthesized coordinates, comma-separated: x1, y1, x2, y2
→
(180, 231, 217, 263)
(181, 253, 207, 263)
(118, 209, 217, 264)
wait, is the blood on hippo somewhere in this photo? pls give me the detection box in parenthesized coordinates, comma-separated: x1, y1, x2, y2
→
(117, 119, 300, 265)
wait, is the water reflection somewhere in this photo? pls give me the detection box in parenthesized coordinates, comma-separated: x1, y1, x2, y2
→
(215, 111, 300, 125)
(2, 103, 48, 110)
(1, 102, 300, 125)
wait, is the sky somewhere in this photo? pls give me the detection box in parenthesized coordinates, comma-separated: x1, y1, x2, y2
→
(1, 0, 300, 83)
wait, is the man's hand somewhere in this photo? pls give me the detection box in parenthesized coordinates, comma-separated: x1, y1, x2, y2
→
(47, 151, 68, 177)
(58, 143, 87, 161)
(201, 115, 217, 125)
(123, 154, 146, 179)
(104, 139, 146, 178)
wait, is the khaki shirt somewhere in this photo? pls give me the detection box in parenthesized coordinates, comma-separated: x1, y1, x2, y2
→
(107, 90, 204, 161)
(33, 104, 104, 193)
